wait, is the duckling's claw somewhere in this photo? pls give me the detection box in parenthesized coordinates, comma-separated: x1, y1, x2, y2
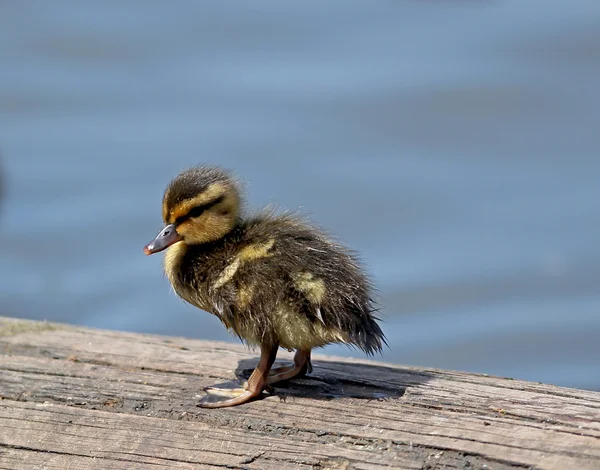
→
(202, 386, 247, 397)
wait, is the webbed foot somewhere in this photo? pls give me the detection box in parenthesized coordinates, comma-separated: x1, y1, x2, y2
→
(197, 342, 279, 409)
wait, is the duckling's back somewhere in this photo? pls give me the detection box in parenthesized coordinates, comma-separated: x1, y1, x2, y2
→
(173, 211, 386, 355)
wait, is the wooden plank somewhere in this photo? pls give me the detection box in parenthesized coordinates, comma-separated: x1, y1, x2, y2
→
(0, 316, 599, 469)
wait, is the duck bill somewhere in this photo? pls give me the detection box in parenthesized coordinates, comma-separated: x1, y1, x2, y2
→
(144, 224, 183, 255)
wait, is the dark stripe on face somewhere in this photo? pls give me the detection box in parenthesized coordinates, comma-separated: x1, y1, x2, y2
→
(174, 195, 225, 226)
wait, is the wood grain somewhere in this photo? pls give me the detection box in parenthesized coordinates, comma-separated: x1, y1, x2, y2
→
(0, 316, 598, 469)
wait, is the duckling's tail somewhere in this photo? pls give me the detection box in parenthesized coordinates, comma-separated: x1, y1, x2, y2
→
(352, 308, 388, 356)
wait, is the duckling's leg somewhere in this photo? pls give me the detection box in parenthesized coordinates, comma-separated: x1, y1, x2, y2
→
(268, 348, 312, 385)
(198, 342, 278, 408)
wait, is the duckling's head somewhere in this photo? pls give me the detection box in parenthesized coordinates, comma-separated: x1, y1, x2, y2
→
(144, 166, 240, 254)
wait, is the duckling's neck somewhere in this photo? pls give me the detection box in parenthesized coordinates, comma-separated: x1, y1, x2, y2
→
(164, 217, 245, 295)
(164, 241, 188, 290)
(162, 221, 245, 310)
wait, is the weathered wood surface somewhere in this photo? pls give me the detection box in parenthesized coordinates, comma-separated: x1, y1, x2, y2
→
(0, 317, 598, 470)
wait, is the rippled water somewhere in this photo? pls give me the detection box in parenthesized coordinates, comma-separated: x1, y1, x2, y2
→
(1, 1, 599, 391)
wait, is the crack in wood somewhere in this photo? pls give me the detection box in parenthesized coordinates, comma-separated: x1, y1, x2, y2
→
(405, 401, 600, 435)
(0, 443, 167, 467)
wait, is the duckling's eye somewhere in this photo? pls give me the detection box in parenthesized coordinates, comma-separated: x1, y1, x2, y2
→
(187, 204, 207, 219)
(174, 195, 225, 226)
(175, 207, 204, 226)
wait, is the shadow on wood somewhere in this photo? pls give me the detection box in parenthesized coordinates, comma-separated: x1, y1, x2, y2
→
(235, 358, 424, 401)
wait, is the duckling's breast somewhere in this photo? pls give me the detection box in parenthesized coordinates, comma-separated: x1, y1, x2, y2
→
(163, 241, 230, 321)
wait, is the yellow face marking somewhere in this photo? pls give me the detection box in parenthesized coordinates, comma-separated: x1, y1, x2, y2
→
(164, 182, 228, 224)
(213, 239, 275, 289)
(293, 272, 326, 305)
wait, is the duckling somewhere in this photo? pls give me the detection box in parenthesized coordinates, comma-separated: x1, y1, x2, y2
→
(144, 166, 386, 408)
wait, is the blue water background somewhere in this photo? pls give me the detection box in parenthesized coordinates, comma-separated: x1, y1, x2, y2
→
(1, 1, 599, 390)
